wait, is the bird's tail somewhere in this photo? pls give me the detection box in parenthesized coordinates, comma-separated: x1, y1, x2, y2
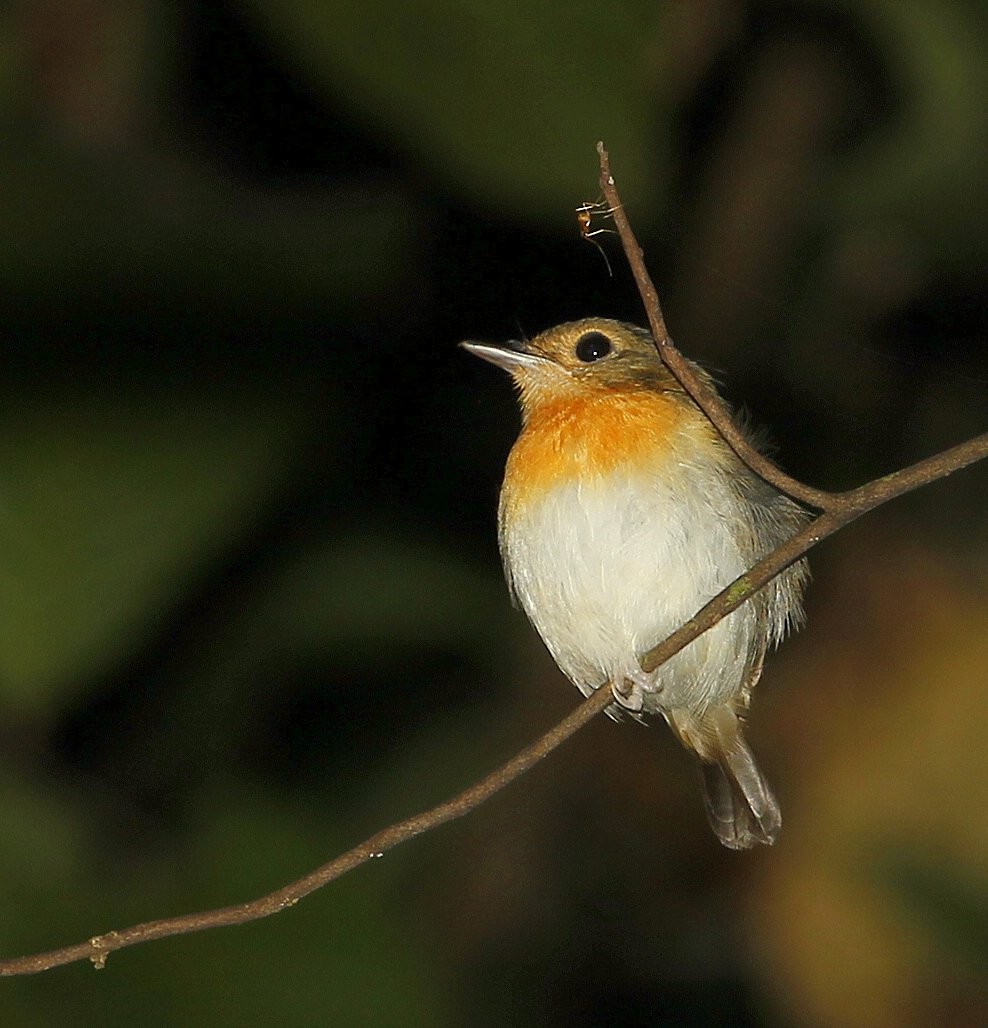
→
(669, 705, 781, 849)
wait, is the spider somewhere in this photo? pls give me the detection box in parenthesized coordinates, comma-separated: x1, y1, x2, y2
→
(576, 197, 620, 276)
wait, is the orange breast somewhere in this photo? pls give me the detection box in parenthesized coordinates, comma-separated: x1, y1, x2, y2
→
(503, 388, 690, 510)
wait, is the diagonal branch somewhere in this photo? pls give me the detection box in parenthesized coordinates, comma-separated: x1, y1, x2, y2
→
(1, 146, 984, 978)
(0, 688, 613, 976)
(639, 430, 988, 672)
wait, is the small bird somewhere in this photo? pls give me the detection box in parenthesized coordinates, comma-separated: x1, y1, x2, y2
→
(462, 318, 809, 848)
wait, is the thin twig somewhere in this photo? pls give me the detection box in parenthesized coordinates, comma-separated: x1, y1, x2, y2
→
(1, 146, 984, 978)
(596, 141, 833, 511)
(0, 689, 612, 976)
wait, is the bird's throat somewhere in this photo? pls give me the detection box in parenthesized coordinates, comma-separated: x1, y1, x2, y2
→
(503, 389, 692, 511)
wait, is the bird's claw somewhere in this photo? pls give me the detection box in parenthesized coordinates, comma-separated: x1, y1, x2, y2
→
(610, 668, 655, 712)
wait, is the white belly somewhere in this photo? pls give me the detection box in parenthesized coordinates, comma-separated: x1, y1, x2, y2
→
(499, 458, 760, 714)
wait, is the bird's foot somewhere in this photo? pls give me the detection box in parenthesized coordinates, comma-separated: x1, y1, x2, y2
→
(610, 667, 658, 713)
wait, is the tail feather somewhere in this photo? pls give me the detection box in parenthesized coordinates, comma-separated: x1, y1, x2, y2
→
(700, 751, 780, 849)
(671, 705, 781, 849)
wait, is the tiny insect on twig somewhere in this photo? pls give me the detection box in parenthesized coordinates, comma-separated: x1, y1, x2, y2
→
(576, 197, 621, 276)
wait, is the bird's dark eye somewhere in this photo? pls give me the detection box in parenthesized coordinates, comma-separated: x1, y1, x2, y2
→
(574, 331, 612, 363)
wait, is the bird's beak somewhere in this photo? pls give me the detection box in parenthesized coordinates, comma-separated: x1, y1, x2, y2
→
(460, 339, 546, 372)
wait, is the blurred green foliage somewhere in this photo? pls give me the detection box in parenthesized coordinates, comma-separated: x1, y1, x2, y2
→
(875, 847, 988, 971)
(248, 0, 671, 219)
(0, 385, 303, 708)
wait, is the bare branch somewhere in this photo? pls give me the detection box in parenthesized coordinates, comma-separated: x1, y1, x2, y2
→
(596, 141, 834, 510)
(1, 146, 984, 978)
(0, 686, 612, 976)
(640, 430, 987, 672)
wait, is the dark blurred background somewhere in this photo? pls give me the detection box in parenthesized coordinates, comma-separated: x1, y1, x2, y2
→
(0, 1, 985, 1024)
